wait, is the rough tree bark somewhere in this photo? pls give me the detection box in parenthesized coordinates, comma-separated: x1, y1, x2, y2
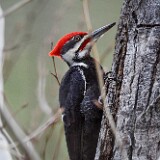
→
(95, 0, 160, 160)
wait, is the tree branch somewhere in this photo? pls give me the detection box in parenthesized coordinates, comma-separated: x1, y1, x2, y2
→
(0, 5, 15, 160)
(0, 102, 41, 160)
(0, 0, 32, 19)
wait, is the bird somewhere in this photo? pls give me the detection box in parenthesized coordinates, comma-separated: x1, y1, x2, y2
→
(49, 22, 116, 160)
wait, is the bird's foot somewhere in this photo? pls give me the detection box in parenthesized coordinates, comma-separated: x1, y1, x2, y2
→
(104, 71, 122, 85)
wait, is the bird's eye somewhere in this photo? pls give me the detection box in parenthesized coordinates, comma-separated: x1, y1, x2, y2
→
(74, 35, 81, 42)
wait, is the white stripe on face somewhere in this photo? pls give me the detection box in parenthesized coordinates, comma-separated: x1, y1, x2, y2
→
(61, 35, 89, 65)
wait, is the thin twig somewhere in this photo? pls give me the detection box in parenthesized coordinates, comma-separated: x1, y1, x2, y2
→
(52, 57, 60, 84)
(0, 128, 23, 160)
(0, 133, 19, 159)
(50, 71, 60, 86)
(82, 0, 92, 31)
(52, 57, 60, 85)
(3, 108, 62, 159)
(0, 0, 32, 19)
(24, 108, 63, 142)
(3, 44, 19, 52)
(2, 99, 28, 129)
(82, 0, 104, 90)
(50, 42, 60, 86)
(82, 1, 128, 159)
(0, 3, 5, 130)
(0, 5, 17, 160)
(0, 102, 41, 160)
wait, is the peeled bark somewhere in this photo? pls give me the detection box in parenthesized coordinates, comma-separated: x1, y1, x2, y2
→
(96, 0, 160, 159)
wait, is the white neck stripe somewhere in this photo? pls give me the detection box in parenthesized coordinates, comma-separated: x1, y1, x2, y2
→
(71, 62, 88, 68)
(77, 67, 87, 95)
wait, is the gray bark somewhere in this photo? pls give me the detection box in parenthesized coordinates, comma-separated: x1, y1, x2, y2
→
(96, 0, 160, 159)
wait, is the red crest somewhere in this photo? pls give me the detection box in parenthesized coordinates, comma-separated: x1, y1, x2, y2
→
(49, 32, 87, 57)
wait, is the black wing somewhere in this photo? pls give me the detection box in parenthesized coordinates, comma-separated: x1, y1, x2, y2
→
(59, 68, 85, 160)
(81, 84, 103, 160)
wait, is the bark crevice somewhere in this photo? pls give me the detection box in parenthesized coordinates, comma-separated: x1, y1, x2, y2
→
(137, 24, 160, 28)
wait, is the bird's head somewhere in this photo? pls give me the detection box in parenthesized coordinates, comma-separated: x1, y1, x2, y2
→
(49, 22, 116, 66)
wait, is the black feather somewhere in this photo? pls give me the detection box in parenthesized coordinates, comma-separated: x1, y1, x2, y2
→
(59, 57, 103, 160)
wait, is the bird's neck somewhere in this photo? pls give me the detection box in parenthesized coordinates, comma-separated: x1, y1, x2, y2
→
(71, 62, 89, 68)
(70, 56, 94, 68)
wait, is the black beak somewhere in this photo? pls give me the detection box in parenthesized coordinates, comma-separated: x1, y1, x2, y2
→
(89, 22, 116, 41)
(76, 22, 116, 54)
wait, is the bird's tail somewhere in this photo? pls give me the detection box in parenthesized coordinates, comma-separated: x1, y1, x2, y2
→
(63, 110, 84, 160)
(82, 118, 102, 160)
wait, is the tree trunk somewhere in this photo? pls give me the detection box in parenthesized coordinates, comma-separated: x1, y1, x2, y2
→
(95, 0, 160, 159)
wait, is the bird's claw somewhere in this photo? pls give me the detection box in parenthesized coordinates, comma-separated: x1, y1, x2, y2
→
(104, 71, 122, 84)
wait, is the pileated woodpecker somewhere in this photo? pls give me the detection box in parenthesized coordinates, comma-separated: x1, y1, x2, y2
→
(49, 22, 116, 160)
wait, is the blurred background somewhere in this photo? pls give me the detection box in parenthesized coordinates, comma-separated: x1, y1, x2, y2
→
(1, 0, 123, 159)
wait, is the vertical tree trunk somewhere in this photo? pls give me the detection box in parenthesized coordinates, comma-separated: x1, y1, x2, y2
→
(96, 0, 160, 159)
